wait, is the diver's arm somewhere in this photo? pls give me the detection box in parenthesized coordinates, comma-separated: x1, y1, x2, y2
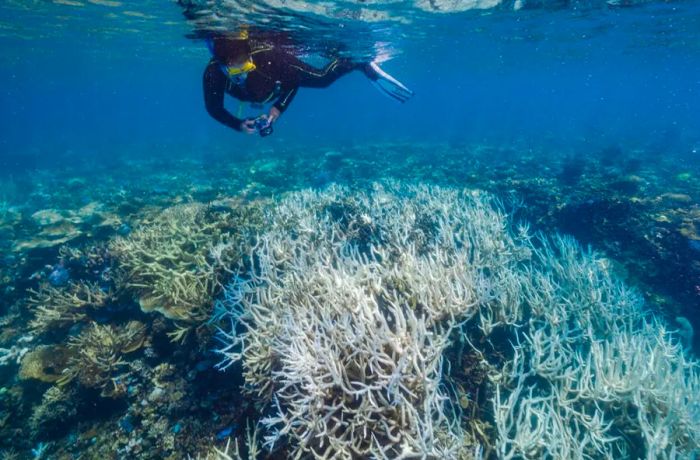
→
(270, 87, 298, 121)
(264, 86, 297, 125)
(203, 61, 248, 132)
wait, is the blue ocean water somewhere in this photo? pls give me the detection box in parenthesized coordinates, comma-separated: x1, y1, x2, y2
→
(2, 1, 700, 458)
(1, 0, 698, 162)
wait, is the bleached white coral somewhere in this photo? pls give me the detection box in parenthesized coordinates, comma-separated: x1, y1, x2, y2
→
(215, 184, 512, 458)
(214, 183, 700, 459)
(0, 345, 29, 367)
(492, 236, 700, 459)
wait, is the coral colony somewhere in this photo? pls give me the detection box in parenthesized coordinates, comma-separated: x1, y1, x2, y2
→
(208, 184, 700, 459)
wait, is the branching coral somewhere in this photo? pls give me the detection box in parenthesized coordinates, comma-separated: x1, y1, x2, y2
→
(491, 236, 700, 459)
(61, 321, 146, 397)
(110, 202, 261, 325)
(219, 267, 469, 458)
(27, 281, 110, 334)
(0, 449, 20, 460)
(193, 426, 261, 460)
(214, 184, 525, 458)
(214, 183, 700, 459)
(0, 345, 29, 367)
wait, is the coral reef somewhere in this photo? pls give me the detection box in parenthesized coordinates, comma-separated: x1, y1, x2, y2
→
(61, 321, 147, 396)
(2, 141, 700, 458)
(213, 184, 525, 457)
(12, 202, 119, 252)
(110, 202, 262, 325)
(18, 345, 72, 383)
(27, 281, 111, 335)
(491, 236, 700, 458)
(194, 430, 260, 460)
(0, 345, 29, 368)
(29, 386, 78, 435)
(215, 184, 700, 459)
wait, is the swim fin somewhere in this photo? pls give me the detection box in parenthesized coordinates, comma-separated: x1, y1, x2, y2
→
(364, 61, 414, 103)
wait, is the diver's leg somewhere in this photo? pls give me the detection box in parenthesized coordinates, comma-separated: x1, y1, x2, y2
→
(293, 56, 414, 103)
(294, 59, 358, 88)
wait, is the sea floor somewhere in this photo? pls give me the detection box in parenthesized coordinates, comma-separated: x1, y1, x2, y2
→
(0, 141, 698, 458)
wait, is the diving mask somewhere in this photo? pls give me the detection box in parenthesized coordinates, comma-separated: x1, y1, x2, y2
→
(221, 60, 256, 77)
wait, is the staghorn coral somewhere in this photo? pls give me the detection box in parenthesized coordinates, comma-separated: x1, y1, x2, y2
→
(193, 429, 261, 460)
(27, 281, 110, 334)
(490, 235, 700, 460)
(0, 345, 29, 367)
(61, 321, 146, 397)
(214, 183, 700, 459)
(214, 184, 523, 458)
(110, 202, 262, 325)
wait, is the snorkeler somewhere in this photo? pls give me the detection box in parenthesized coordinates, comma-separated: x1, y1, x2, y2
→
(203, 33, 414, 136)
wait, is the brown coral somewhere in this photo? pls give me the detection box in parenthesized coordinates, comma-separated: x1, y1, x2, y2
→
(27, 281, 110, 334)
(61, 321, 146, 397)
(109, 202, 261, 325)
(18, 345, 72, 383)
(29, 385, 78, 434)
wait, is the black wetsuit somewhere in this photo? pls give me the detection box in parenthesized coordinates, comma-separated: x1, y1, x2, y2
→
(203, 45, 357, 131)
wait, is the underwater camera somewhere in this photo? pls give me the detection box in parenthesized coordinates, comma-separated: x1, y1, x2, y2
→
(253, 115, 273, 137)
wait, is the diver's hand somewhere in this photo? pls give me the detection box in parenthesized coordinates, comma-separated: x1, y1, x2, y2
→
(240, 118, 257, 134)
(268, 106, 281, 124)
